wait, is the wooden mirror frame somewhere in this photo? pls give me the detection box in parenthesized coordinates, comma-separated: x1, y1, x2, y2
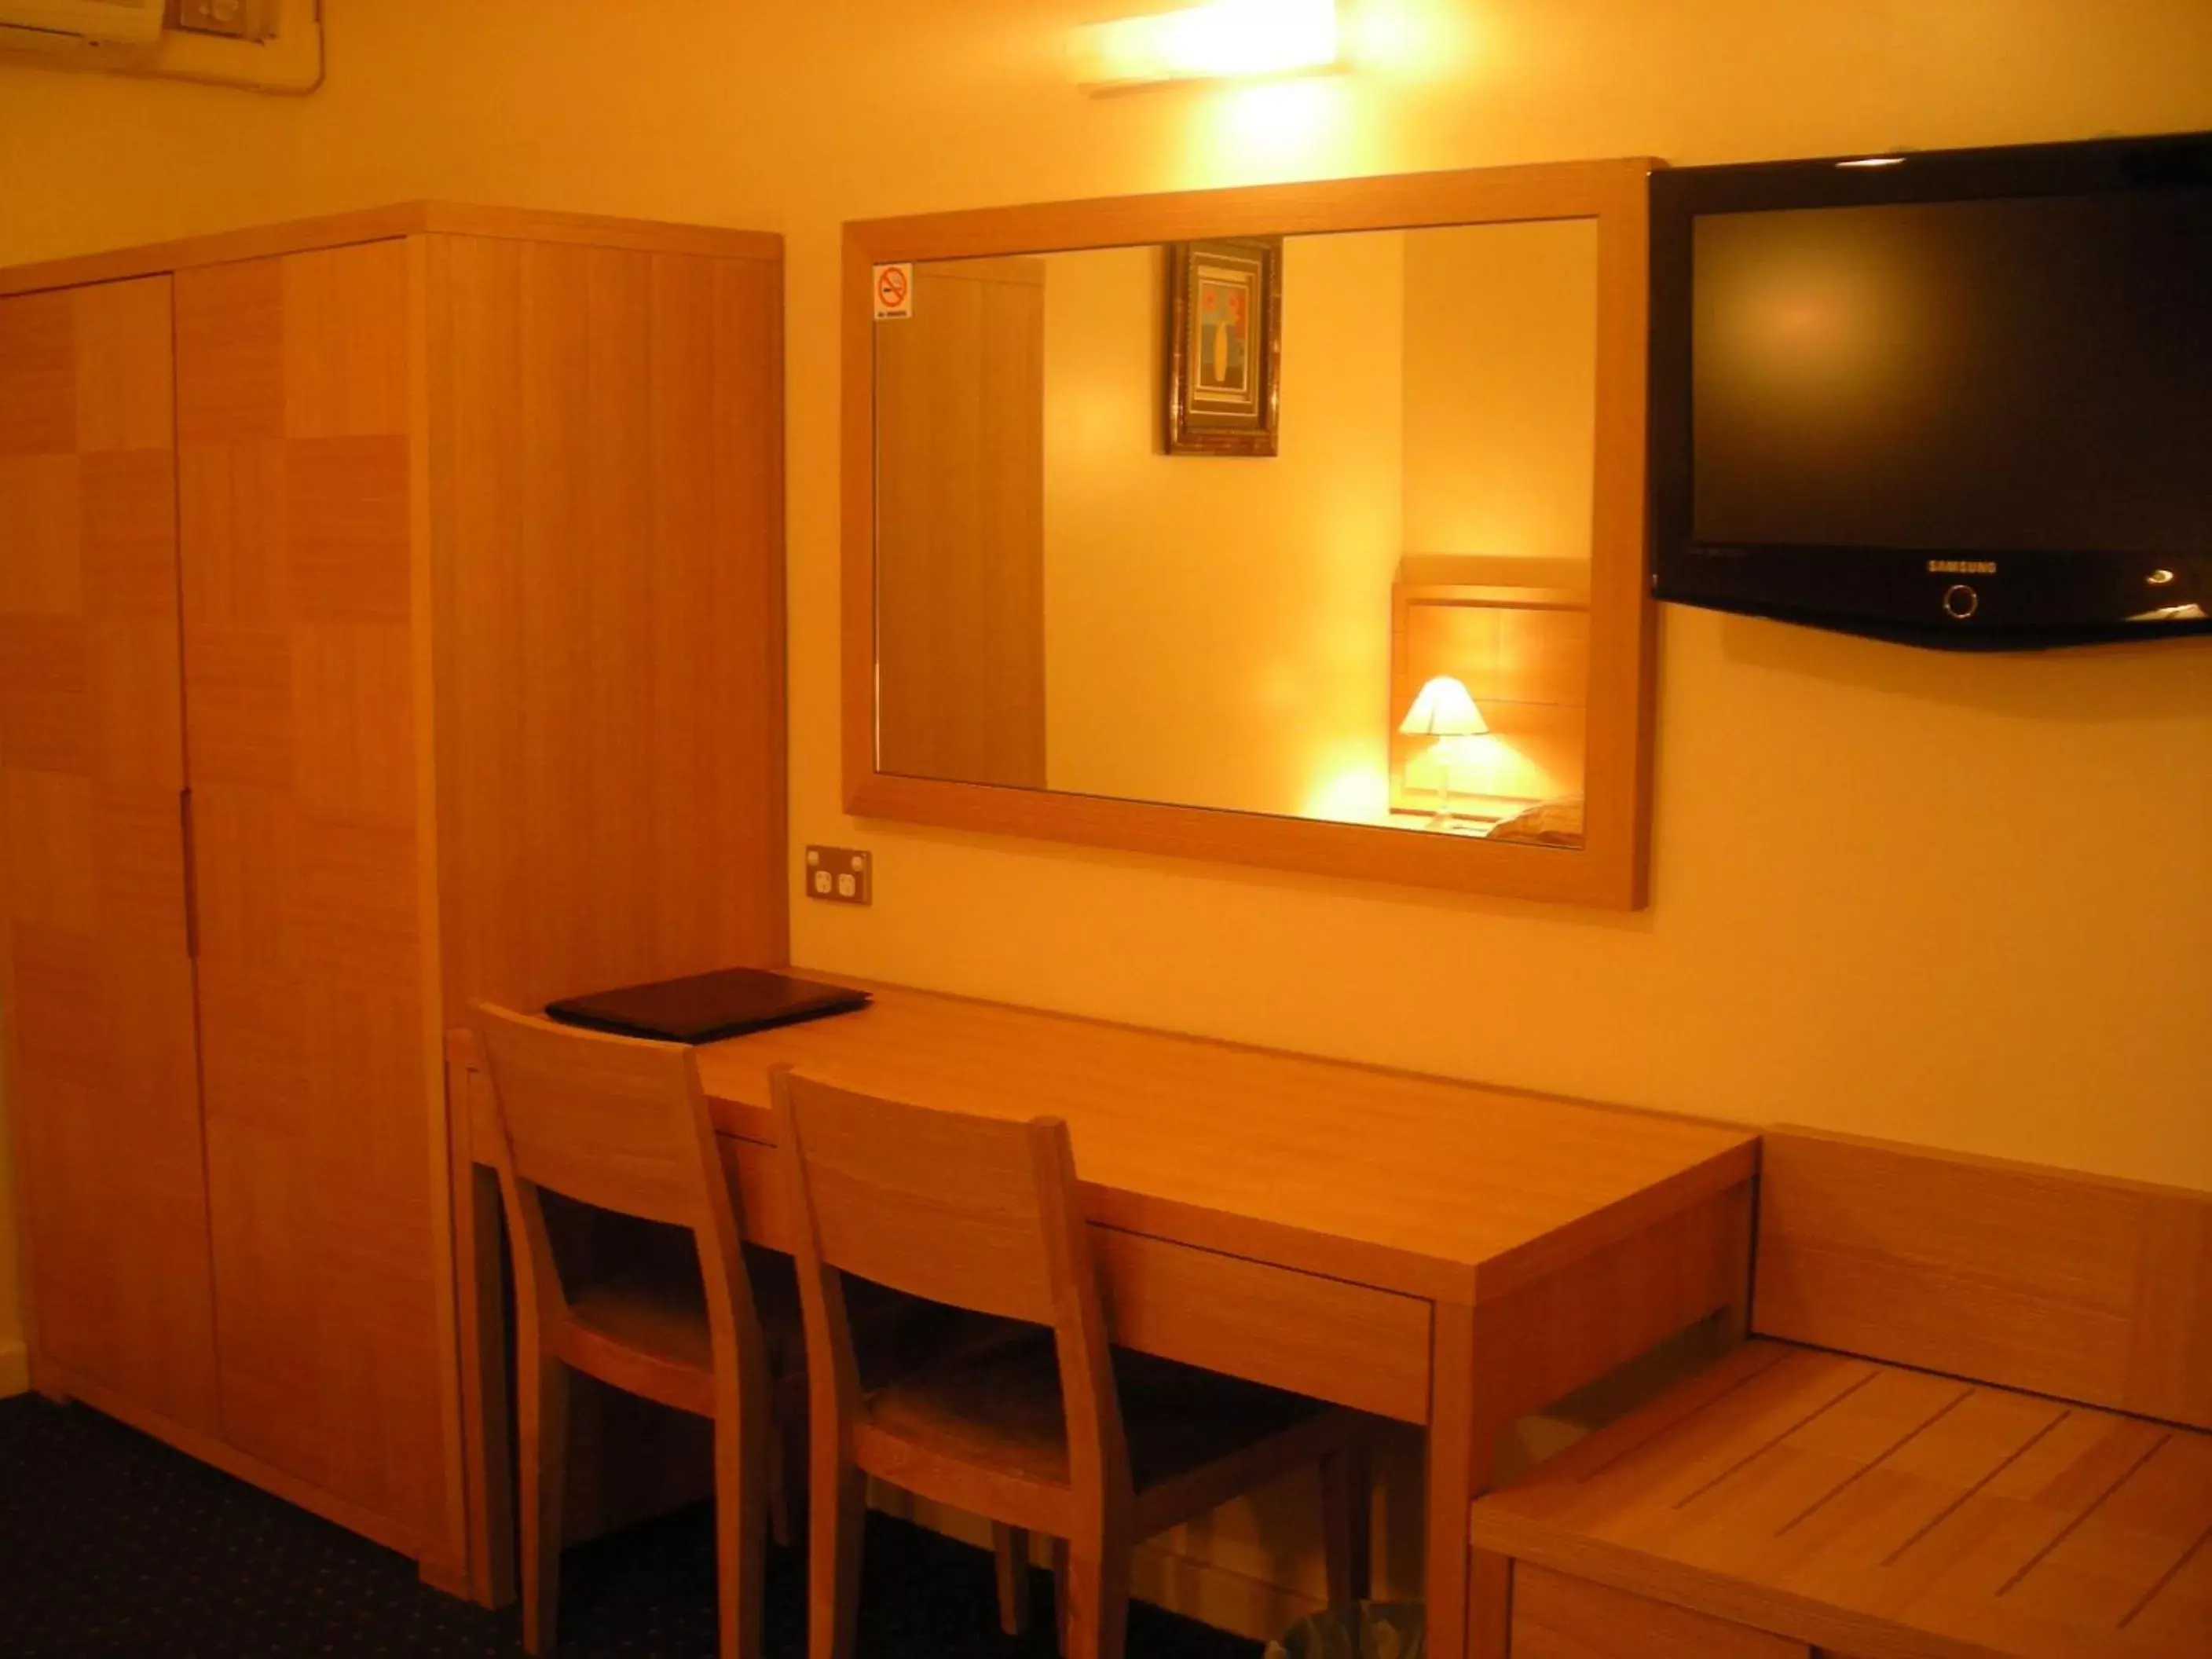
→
(843, 159, 1658, 909)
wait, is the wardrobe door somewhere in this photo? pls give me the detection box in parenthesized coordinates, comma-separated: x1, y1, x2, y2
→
(0, 277, 219, 1429)
(174, 240, 456, 1555)
(873, 257, 1047, 789)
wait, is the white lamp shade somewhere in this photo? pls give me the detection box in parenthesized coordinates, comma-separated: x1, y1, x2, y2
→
(1398, 676, 1487, 738)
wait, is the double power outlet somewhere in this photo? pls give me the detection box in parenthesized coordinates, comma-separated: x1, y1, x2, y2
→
(804, 845, 873, 906)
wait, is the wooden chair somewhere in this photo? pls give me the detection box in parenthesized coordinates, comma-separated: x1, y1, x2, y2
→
(770, 1064, 1375, 1659)
(474, 1002, 778, 1659)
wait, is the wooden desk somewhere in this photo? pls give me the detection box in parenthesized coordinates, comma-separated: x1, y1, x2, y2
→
(445, 981, 1757, 1658)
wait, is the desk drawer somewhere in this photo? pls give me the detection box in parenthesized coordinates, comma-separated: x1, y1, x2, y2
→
(1093, 1227, 1430, 1423)
(718, 1135, 1430, 1425)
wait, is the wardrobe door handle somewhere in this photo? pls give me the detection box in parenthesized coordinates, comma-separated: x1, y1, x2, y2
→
(180, 787, 200, 959)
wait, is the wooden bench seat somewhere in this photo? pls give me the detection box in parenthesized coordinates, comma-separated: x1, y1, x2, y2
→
(1469, 1129, 2212, 1659)
(1473, 1339, 2211, 1657)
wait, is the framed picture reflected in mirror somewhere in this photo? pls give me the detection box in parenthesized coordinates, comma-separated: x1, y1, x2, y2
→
(1166, 235, 1281, 456)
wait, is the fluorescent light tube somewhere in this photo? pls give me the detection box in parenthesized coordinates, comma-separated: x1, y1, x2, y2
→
(1072, 0, 1341, 90)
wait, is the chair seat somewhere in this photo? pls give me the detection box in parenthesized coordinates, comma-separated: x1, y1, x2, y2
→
(566, 1279, 718, 1372)
(862, 1328, 1346, 1517)
(555, 1275, 726, 1415)
(1470, 1339, 2212, 1659)
(559, 1258, 1003, 1419)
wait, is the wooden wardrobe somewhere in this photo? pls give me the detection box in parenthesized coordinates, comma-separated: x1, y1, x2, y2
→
(0, 205, 787, 1588)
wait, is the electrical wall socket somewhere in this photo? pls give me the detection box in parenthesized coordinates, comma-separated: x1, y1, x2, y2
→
(804, 846, 872, 906)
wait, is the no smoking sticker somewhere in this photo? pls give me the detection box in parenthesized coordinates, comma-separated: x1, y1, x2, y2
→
(873, 262, 914, 320)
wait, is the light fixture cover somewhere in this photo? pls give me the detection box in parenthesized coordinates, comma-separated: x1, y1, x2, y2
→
(1071, 0, 1340, 91)
(1398, 676, 1487, 737)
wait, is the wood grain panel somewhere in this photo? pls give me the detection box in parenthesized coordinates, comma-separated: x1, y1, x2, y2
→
(873, 257, 1047, 789)
(285, 436, 412, 619)
(0, 454, 79, 613)
(0, 203, 782, 300)
(1472, 1179, 1752, 1427)
(0, 276, 220, 1434)
(282, 242, 410, 439)
(422, 233, 787, 1025)
(174, 256, 285, 445)
(73, 276, 176, 452)
(1474, 1340, 2212, 1659)
(1755, 1128, 2212, 1430)
(5, 771, 97, 929)
(79, 449, 178, 607)
(0, 613, 86, 774)
(1512, 1564, 1809, 1659)
(0, 288, 73, 453)
(176, 244, 454, 1552)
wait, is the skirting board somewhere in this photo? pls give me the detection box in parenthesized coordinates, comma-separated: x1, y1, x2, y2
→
(0, 1339, 27, 1399)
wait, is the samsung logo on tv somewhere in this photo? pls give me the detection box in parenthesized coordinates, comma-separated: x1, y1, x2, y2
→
(1928, 559, 1998, 574)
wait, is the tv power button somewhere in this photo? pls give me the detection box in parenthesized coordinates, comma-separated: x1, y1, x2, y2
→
(1942, 584, 1979, 620)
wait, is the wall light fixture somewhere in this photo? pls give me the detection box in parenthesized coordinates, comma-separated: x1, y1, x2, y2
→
(1072, 0, 1341, 92)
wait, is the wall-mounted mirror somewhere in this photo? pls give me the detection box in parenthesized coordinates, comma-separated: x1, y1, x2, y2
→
(844, 162, 1656, 906)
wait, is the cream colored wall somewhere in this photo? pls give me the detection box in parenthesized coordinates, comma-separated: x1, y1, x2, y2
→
(1401, 218, 1596, 561)
(1040, 233, 1405, 822)
(3, 0, 2210, 1414)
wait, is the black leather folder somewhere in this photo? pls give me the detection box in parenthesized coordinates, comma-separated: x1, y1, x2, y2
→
(544, 967, 870, 1045)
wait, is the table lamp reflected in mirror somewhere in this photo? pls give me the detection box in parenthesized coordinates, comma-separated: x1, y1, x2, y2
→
(1398, 675, 1487, 830)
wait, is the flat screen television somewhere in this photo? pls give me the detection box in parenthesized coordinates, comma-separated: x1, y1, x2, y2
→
(1651, 133, 2212, 649)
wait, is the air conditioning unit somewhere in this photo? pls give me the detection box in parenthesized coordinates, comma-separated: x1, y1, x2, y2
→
(0, 0, 163, 51)
(0, 0, 318, 88)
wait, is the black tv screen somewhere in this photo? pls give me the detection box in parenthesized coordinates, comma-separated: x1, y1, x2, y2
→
(1653, 134, 2212, 648)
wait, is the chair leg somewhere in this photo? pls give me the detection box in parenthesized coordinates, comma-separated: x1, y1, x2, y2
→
(773, 1394, 813, 1551)
(993, 1524, 1033, 1635)
(1060, 1536, 1130, 1659)
(1051, 1536, 1071, 1659)
(517, 1353, 569, 1654)
(766, 1417, 793, 1551)
(1320, 1441, 1372, 1610)
(1469, 1548, 1513, 1659)
(808, 1452, 865, 1659)
(713, 1403, 767, 1659)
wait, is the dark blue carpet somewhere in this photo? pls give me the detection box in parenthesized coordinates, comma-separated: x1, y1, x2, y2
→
(0, 1392, 1262, 1657)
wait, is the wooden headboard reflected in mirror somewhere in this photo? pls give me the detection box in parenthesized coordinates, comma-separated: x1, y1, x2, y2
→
(843, 160, 1657, 908)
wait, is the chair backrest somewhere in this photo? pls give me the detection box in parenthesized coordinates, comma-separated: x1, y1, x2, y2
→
(771, 1066, 1127, 1491)
(476, 1002, 760, 1393)
(1754, 1126, 2212, 1430)
(775, 1074, 1063, 1321)
(475, 1001, 727, 1231)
